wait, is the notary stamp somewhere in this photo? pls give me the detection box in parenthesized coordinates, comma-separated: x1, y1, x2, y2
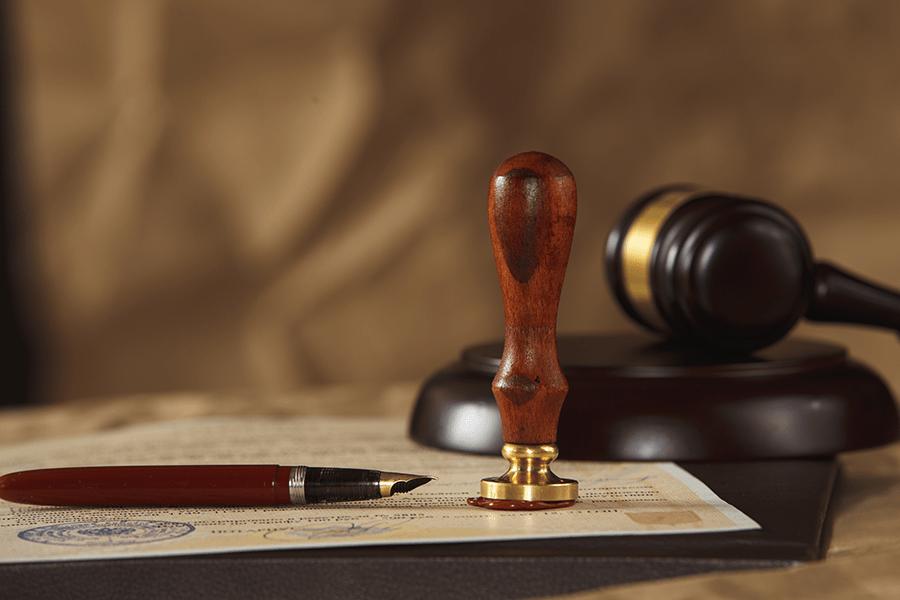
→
(18, 519, 195, 547)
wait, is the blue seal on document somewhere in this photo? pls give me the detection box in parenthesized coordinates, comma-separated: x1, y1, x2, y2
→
(18, 520, 195, 547)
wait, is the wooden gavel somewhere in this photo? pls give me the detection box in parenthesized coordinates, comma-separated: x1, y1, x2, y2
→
(468, 151, 579, 510)
(606, 185, 900, 352)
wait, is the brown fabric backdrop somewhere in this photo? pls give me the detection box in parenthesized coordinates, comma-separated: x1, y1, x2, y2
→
(8, 0, 900, 403)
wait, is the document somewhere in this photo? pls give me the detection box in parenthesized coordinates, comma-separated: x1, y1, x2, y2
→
(0, 416, 758, 563)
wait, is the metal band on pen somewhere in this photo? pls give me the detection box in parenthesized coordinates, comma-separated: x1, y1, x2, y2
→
(288, 466, 307, 505)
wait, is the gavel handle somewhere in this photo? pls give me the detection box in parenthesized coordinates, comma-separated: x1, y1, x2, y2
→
(807, 262, 900, 332)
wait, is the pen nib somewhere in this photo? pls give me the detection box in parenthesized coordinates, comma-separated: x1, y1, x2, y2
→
(379, 472, 436, 497)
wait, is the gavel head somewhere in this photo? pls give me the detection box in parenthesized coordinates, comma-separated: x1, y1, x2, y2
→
(606, 185, 816, 352)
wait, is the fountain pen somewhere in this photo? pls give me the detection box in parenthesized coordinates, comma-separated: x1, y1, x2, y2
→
(0, 465, 434, 507)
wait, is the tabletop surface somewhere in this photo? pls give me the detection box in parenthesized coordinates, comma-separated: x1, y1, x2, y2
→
(1, 383, 899, 599)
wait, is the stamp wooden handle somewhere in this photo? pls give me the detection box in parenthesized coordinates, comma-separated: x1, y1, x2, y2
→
(488, 152, 577, 444)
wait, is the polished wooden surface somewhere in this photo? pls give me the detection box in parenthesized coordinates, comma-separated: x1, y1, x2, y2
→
(487, 152, 576, 444)
(412, 333, 899, 460)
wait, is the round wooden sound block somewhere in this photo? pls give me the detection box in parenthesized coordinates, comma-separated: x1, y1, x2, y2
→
(409, 333, 899, 461)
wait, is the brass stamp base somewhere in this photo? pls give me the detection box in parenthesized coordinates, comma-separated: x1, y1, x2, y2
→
(479, 477, 579, 502)
(478, 443, 579, 503)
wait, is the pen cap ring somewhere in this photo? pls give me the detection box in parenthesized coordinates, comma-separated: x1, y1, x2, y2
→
(288, 466, 306, 505)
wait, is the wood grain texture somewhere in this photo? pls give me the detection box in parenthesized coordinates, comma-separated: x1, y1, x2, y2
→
(488, 152, 577, 444)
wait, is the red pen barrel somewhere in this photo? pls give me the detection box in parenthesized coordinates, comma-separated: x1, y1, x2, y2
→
(0, 465, 293, 507)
